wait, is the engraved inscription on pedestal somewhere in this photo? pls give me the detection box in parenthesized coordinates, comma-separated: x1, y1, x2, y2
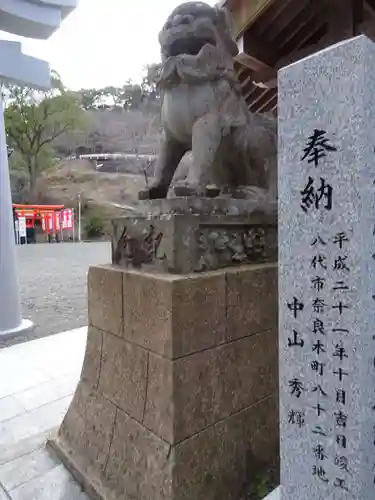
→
(112, 221, 167, 269)
(111, 200, 277, 274)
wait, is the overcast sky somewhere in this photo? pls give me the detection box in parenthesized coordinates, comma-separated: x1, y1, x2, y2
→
(1, 0, 216, 90)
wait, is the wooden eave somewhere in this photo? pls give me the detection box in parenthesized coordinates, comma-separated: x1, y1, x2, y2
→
(226, 0, 375, 114)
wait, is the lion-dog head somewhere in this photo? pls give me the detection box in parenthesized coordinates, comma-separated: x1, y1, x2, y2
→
(158, 2, 239, 88)
(159, 2, 238, 60)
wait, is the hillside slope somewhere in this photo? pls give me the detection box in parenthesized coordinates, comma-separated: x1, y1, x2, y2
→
(54, 108, 163, 157)
(11, 107, 194, 236)
(39, 160, 146, 233)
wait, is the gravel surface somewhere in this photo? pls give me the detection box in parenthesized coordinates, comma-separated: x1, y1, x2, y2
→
(1, 242, 111, 349)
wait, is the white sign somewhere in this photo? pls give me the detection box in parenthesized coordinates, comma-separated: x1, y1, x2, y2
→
(62, 208, 74, 229)
(18, 216, 26, 238)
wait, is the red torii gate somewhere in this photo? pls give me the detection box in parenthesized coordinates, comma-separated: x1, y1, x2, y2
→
(12, 204, 64, 230)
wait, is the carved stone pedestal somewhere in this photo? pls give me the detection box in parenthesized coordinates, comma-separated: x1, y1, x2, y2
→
(49, 199, 279, 500)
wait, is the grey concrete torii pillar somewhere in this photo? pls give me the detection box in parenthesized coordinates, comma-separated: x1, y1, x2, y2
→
(0, 0, 78, 339)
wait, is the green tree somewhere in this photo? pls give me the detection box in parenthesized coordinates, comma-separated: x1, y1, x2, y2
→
(100, 85, 125, 108)
(78, 83, 144, 111)
(76, 87, 103, 110)
(76, 62, 162, 113)
(3, 71, 87, 198)
(85, 214, 104, 239)
(120, 81, 143, 109)
(141, 63, 162, 101)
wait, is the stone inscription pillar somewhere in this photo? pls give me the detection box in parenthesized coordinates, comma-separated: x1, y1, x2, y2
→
(50, 198, 279, 500)
(279, 35, 375, 499)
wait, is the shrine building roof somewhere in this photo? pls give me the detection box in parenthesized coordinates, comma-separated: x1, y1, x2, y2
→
(223, 0, 375, 113)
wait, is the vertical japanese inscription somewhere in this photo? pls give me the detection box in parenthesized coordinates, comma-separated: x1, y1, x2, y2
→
(300, 130, 336, 213)
(285, 129, 357, 493)
(331, 232, 351, 493)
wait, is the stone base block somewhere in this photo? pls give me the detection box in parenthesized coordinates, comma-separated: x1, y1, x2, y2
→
(50, 263, 279, 500)
(50, 388, 278, 500)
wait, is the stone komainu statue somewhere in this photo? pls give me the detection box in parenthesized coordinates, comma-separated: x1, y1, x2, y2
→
(139, 1, 277, 200)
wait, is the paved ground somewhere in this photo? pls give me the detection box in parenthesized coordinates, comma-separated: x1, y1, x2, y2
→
(0, 327, 87, 499)
(1, 242, 111, 349)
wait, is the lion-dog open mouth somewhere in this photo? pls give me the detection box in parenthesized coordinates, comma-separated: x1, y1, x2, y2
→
(168, 36, 216, 57)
